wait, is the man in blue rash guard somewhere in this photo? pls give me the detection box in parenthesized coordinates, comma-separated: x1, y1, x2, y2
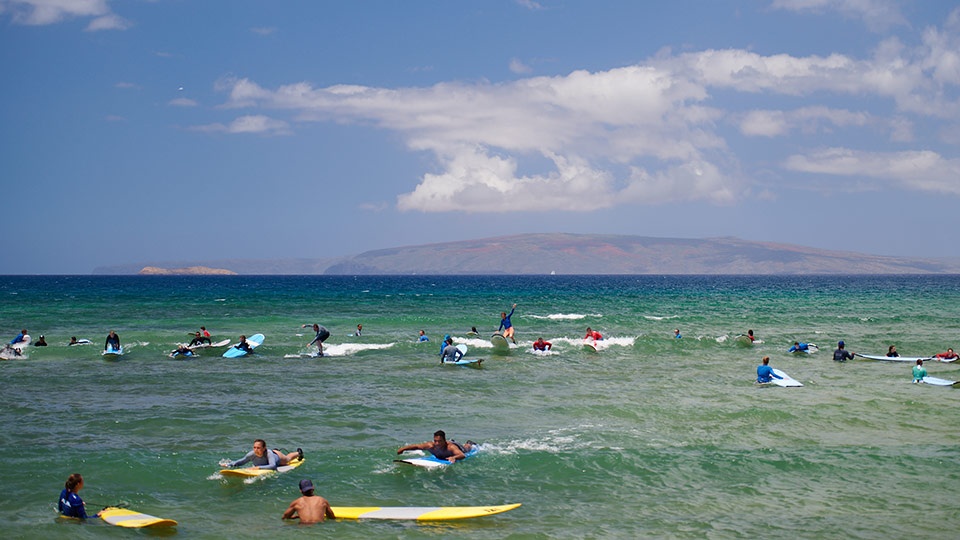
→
(302, 323, 330, 356)
(224, 439, 303, 470)
(9, 328, 28, 346)
(498, 303, 517, 343)
(757, 356, 783, 384)
(788, 341, 809, 353)
(439, 334, 451, 354)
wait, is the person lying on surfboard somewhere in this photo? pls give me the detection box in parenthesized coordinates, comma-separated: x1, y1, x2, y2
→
(282, 479, 335, 524)
(584, 328, 603, 341)
(104, 330, 121, 351)
(756, 356, 783, 384)
(59, 473, 100, 519)
(533, 337, 552, 351)
(787, 341, 810, 353)
(498, 304, 518, 343)
(223, 439, 303, 470)
(397, 430, 477, 464)
(934, 348, 958, 361)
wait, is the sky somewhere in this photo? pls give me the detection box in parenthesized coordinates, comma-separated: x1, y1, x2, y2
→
(2, 0, 959, 274)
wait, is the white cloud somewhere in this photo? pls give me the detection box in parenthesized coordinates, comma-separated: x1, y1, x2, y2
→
(770, 0, 907, 32)
(205, 13, 960, 212)
(1, 0, 129, 30)
(251, 26, 276, 36)
(168, 97, 198, 107)
(784, 148, 960, 194)
(191, 115, 291, 136)
(509, 58, 533, 74)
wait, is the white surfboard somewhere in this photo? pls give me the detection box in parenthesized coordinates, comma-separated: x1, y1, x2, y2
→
(189, 338, 230, 351)
(582, 338, 599, 352)
(920, 376, 957, 387)
(490, 333, 510, 352)
(757, 368, 802, 387)
(856, 353, 931, 363)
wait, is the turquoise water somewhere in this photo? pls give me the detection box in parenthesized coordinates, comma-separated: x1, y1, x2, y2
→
(2, 275, 959, 539)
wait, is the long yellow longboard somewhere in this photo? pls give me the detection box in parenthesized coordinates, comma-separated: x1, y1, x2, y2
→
(331, 503, 521, 521)
(220, 457, 304, 477)
(100, 507, 177, 528)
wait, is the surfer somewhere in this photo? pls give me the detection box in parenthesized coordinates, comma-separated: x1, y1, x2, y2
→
(886, 345, 900, 358)
(35, 335, 47, 346)
(674, 329, 681, 339)
(104, 330, 121, 351)
(746, 329, 755, 342)
(440, 338, 464, 363)
(469, 326, 479, 335)
(302, 324, 330, 356)
(756, 356, 783, 383)
(224, 439, 303, 471)
(397, 430, 476, 464)
(584, 327, 603, 341)
(171, 344, 192, 357)
(9, 329, 28, 346)
(934, 348, 958, 361)
(200, 326, 211, 338)
(533, 337, 552, 351)
(913, 359, 928, 383)
(282, 479, 335, 524)
(233, 335, 255, 354)
(498, 304, 518, 343)
(189, 332, 211, 346)
(58, 473, 99, 519)
(833, 340, 854, 362)
(355, 324, 362, 336)
(418, 329, 429, 342)
(787, 341, 809, 353)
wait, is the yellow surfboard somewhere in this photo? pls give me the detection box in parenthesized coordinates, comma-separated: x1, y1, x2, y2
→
(99, 507, 177, 528)
(330, 503, 521, 521)
(220, 457, 304, 477)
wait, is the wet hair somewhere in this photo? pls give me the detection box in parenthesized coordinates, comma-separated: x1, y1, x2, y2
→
(762, 356, 770, 365)
(433, 430, 446, 440)
(254, 438, 266, 449)
(65, 473, 83, 492)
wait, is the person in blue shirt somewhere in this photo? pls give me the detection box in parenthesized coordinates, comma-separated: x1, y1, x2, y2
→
(498, 303, 518, 343)
(58, 473, 97, 520)
(418, 330, 429, 342)
(9, 329, 29, 346)
(439, 334, 451, 355)
(674, 329, 682, 339)
(788, 341, 809, 353)
(757, 356, 783, 384)
(302, 324, 330, 356)
(223, 439, 303, 470)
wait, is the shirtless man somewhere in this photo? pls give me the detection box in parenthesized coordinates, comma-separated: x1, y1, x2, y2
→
(282, 479, 334, 524)
(397, 430, 476, 464)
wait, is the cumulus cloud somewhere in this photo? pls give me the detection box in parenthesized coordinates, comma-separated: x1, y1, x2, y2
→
(1, 0, 129, 30)
(203, 11, 960, 213)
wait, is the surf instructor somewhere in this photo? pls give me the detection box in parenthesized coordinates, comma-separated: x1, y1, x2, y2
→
(104, 330, 120, 351)
(398, 430, 476, 464)
(282, 479, 335, 524)
(302, 323, 330, 356)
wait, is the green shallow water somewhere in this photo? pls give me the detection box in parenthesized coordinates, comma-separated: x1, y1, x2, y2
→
(1, 275, 959, 539)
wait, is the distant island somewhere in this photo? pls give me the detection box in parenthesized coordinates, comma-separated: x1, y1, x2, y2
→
(91, 234, 960, 275)
(138, 266, 237, 276)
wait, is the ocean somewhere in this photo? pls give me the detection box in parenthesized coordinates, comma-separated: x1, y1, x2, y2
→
(1, 275, 959, 539)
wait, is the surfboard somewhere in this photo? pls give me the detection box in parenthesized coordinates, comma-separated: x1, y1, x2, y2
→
(490, 333, 510, 352)
(583, 338, 598, 352)
(189, 338, 230, 351)
(220, 457, 304, 477)
(734, 334, 755, 346)
(771, 368, 802, 387)
(222, 334, 264, 358)
(168, 349, 195, 359)
(920, 376, 957, 386)
(856, 354, 931, 363)
(99, 506, 177, 528)
(330, 503, 521, 521)
(395, 445, 479, 469)
(466, 331, 480, 337)
(934, 356, 959, 364)
(788, 344, 818, 354)
(0, 345, 26, 360)
(441, 343, 470, 363)
(101, 346, 124, 360)
(70, 338, 92, 345)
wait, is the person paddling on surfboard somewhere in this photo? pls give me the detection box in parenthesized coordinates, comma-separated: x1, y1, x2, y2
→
(533, 337, 552, 351)
(788, 341, 810, 353)
(498, 304, 518, 343)
(104, 330, 120, 352)
(232, 335, 255, 354)
(59, 473, 100, 519)
(189, 332, 211, 346)
(584, 327, 603, 341)
(934, 348, 958, 361)
(398, 430, 477, 464)
(302, 324, 330, 356)
(282, 479, 335, 524)
(756, 356, 783, 384)
(223, 439, 303, 470)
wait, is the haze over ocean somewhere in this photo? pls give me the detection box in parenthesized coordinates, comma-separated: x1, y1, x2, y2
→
(2, 275, 959, 537)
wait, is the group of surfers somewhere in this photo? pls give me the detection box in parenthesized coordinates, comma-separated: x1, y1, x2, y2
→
(58, 430, 472, 525)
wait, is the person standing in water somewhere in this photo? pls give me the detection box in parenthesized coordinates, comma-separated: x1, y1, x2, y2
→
(282, 479, 335, 524)
(302, 323, 330, 357)
(498, 304, 518, 343)
(912, 359, 928, 383)
(58, 473, 98, 519)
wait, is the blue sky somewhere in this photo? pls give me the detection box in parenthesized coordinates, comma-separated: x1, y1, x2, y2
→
(2, 0, 959, 274)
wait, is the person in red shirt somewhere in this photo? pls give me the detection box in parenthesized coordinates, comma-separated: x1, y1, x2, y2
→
(934, 348, 958, 361)
(584, 327, 603, 341)
(533, 337, 552, 351)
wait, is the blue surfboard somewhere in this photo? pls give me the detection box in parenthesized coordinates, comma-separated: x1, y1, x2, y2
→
(223, 333, 264, 358)
(395, 444, 480, 469)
